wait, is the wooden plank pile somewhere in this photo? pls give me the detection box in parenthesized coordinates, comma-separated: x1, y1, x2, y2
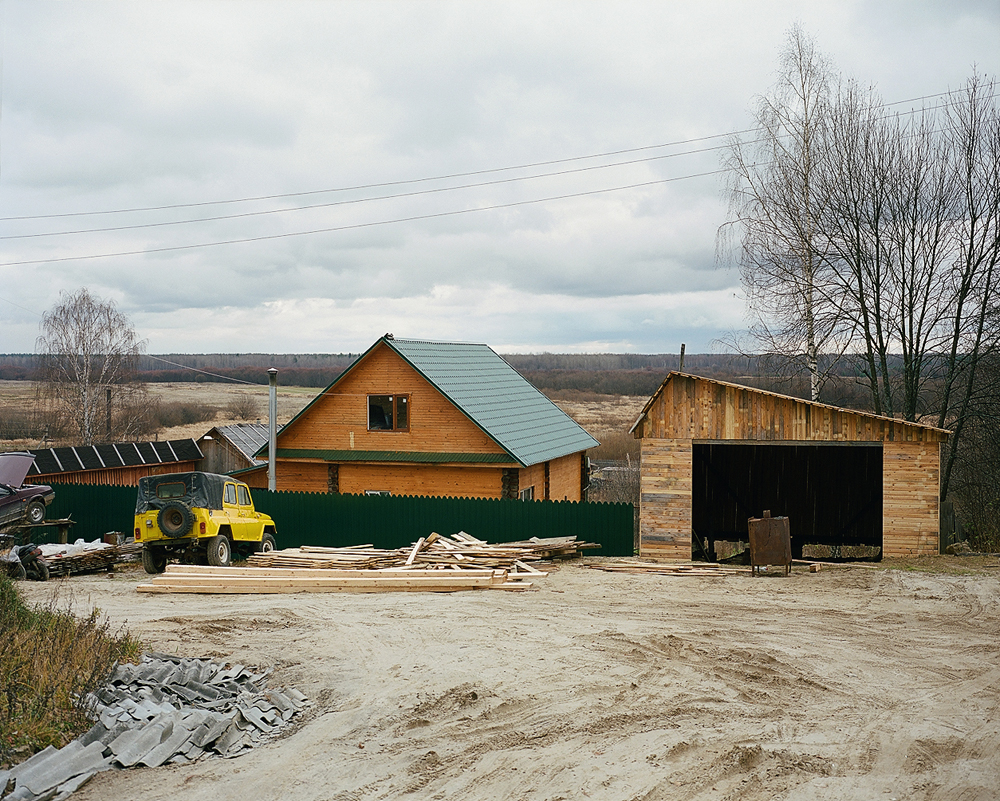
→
(587, 561, 750, 577)
(45, 541, 143, 578)
(246, 532, 594, 572)
(137, 564, 532, 594)
(135, 533, 597, 594)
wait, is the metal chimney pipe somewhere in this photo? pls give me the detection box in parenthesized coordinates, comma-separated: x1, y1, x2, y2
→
(267, 368, 278, 491)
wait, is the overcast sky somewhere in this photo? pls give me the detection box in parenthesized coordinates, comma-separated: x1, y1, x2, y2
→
(1, 1, 997, 356)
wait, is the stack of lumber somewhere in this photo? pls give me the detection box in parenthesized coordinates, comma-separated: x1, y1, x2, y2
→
(247, 532, 594, 572)
(137, 564, 533, 594)
(587, 561, 749, 577)
(45, 541, 143, 577)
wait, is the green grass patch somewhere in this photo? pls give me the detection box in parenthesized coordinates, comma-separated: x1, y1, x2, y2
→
(0, 575, 142, 766)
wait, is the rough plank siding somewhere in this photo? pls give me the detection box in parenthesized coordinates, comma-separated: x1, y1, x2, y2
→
(548, 452, 584, 501)
(639, 438, 692, 561)
(339, 464, 502, 498)
(883, 441, 940, 557)
(278, 344, 505, 456)
(33, 462, 201, 487)
(640, 374, 948, 444)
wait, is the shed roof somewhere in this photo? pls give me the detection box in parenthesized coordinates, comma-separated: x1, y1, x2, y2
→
(631, 372, 951, 441)
(204, 423, 275, 466)
(26, 439, 203, 476)
(274, 336, 598, 467)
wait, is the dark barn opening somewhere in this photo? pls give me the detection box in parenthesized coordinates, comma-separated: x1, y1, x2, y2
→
(691, 443, 883, 561)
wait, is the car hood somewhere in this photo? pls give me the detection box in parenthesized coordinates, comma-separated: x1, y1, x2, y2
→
(0, 452, 35, 488)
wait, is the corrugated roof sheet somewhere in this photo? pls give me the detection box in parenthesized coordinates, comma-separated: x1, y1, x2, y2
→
(214, 423, 272, 463)
(386, 338, 598, 466)
(26, 439, 203, 476)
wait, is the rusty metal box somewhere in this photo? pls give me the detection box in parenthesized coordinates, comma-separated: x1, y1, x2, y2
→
(748, 510, 791, 576)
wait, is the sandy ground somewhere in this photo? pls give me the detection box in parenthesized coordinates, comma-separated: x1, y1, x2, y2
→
(18, 558, 1000, 801)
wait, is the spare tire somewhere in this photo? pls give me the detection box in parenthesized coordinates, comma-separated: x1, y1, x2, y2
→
(158, 501, 194, 538)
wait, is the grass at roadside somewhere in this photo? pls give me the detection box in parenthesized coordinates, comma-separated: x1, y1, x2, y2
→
(0, 575, 142, 767)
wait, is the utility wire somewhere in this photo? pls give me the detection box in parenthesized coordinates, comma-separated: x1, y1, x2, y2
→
(0, 141, 746, 240)
(0, 86, 976, 224)
(0, 169, 722, 267)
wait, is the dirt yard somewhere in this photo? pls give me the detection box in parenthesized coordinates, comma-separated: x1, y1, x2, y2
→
(18, 558, 1000, 801)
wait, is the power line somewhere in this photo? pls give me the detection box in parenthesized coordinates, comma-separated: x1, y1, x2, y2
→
(0, 85, 976, 225)
(0, 169, 723, 267)
(0, 141, 745, 241)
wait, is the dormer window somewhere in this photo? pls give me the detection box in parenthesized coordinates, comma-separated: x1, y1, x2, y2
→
(368, 394, 409, 431)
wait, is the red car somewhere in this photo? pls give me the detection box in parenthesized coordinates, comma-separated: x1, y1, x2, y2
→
(0, 452, 55, 531)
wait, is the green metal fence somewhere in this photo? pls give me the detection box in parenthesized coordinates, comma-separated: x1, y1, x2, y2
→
(42, 483, 635, 557)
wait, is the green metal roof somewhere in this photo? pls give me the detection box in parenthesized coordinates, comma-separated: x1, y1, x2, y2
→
(267, 336, 599, 467)
(385, 337, 599, 466)
(275, 449, 517, 464)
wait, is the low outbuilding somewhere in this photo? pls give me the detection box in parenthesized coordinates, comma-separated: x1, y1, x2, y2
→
(630, 373, 950, 561)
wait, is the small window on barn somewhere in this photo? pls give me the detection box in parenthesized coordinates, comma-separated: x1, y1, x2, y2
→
(519, 486, 534, 502)
(368, 395, 410, 431)
(365, 490, 391, 496)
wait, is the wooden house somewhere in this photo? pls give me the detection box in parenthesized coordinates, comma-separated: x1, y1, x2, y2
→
(26, 439, 203, 487)
(247, 336, 599, 500)
(630, 373, 950, 561)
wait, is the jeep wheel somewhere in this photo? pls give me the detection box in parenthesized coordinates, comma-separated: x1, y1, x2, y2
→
(206, 535, 231, 567)
(258, 533, 276, 553)
(158, 501, 194, 538)
(25, 501, 46, 525)
(142, 546, 167, 574)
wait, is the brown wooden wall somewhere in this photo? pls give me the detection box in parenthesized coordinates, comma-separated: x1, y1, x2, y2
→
(638, 374, 949, 444)
(883, 441, 941, 557)
(340, 464, 501, 498)
(548, 452, 584, 501)
(638, 438, 692, 560)
(279, 343, 505, 456)
(519, 462, 546, 499)
(33, 461, 201, 487)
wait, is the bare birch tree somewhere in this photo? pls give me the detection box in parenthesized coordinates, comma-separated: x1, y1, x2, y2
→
(719, 24, 847, 400)
(36, 288, 151, 445)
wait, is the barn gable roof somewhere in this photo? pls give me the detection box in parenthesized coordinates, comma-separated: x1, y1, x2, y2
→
(272, 336, 598, 467)
(631, 372, 950, 442)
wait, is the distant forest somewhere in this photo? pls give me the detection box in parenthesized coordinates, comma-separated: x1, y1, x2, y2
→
(0, 351, 875, 408)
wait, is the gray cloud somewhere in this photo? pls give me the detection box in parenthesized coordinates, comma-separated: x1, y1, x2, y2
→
(1, 1, 998, 354)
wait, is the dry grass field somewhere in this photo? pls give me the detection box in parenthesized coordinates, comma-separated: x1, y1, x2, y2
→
(0, 380, 645, 455)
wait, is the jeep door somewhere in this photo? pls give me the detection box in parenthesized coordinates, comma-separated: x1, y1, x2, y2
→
(222, 482, 248, 539)
(235, 484, 261, 542)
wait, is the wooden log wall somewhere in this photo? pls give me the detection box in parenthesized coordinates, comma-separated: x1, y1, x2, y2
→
(883, 441, 941, 557)
(638, 438, 692, 561)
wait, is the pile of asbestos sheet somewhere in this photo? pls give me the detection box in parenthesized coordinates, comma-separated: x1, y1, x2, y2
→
(0, 654, 308, 801)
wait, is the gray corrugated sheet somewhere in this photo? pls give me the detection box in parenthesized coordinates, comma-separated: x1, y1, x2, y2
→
(214, 423, 272, 464)
(386, 338, 599, 466)
(27, 440, 203, 476)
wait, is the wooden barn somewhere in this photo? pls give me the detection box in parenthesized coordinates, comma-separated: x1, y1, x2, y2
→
(248, 335, 599, 500)
(630, 373, 950, 561)
(198, 423, 273, 475)
(25, 439, 203, 486)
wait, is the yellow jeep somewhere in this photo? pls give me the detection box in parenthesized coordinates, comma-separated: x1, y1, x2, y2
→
(134, 471, 277, 574)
